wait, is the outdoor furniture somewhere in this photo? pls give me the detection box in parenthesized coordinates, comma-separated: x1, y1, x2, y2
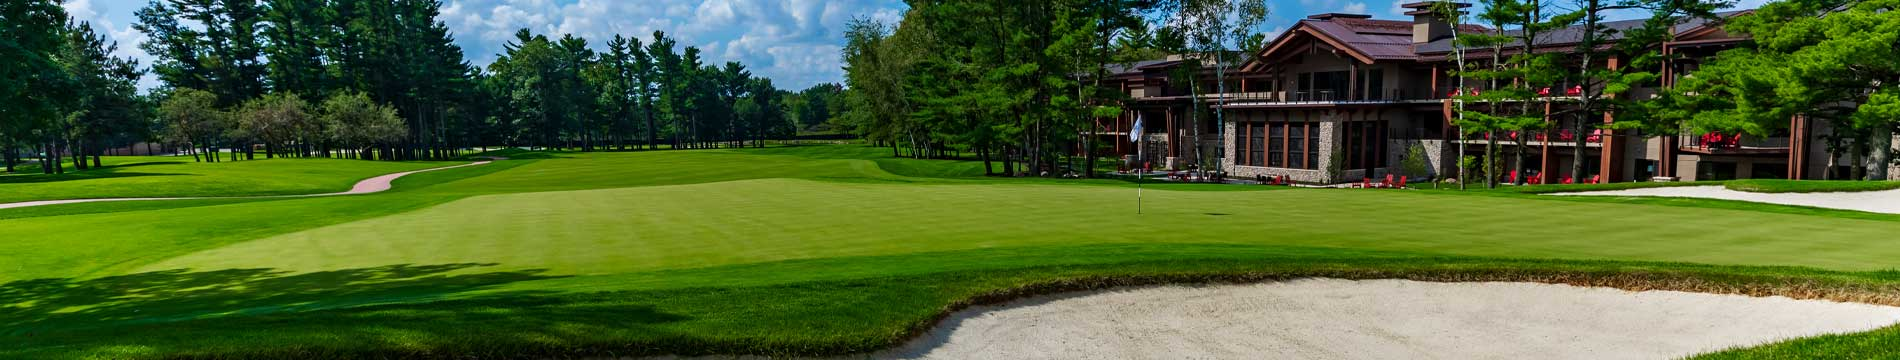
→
(1566, 85, 1583, 96)
(1363, 177, 1374, 188)
(1561, 176, 1574, 184)
(1396, 176, 1408, 189)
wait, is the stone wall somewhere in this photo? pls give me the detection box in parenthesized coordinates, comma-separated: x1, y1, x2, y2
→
(1385, 139, 1445, 180)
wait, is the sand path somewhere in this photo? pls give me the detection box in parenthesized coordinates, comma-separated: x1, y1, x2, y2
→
(1547, 185, 1900, 214)
(881, 279, 1900, 359)
(0, 158, 502, 210)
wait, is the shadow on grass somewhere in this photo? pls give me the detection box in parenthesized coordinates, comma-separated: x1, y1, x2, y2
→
(0, 263, 574, 337)
(0, 262, 703, 359)
(458, 148, 574, 160)
(0, 171, 179, 184)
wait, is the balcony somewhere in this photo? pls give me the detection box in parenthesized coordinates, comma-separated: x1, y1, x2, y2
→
(1451, 129, 1605, 147)
(1680, 132, 1790, 155)
(1214, 89, 1444, 107)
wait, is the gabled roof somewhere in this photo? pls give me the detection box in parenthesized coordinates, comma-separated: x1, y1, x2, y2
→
(1241, 15, 1455, 71)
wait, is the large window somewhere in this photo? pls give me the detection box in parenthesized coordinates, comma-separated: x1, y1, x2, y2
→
(1246, 121, 1318, 170)
(1296, 71, 1350, 101)
(1245, 123, 1267, 167)
(1288, 123, 1308, 169)
(1268, 123, 1285, 167)
(1343, 121, 1388, 171)
(1359, 69, 1385, 100)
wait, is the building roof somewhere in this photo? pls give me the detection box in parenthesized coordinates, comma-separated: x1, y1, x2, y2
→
(1413, 10, 1748, 55)
(1304, 18, 1422, 61)
(1105, 59, 1181, 76)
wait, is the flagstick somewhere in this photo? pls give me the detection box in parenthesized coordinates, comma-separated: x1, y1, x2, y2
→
(1136, 138, 1144, 215)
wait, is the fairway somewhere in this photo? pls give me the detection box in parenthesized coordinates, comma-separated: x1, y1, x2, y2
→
(0, 156, 453, 204)
(5, 145, 1900, 359)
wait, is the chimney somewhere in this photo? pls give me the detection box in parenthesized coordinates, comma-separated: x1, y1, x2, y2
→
(1402, 1, 1470, 44)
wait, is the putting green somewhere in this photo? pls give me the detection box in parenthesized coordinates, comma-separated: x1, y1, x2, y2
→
(4, 145, 1899, 359)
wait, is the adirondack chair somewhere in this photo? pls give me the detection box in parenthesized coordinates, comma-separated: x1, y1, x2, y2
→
(1562, 176, 1575, 185)
(1363, 177, 1374, 188)
(1383, 174, 1396, 188)
(1395, 176, 1408, 189)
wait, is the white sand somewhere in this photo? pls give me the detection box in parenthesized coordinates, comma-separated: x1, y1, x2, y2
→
(0, 158, 497, 210)
(880, 279, 1900, 360)
(1547, 185, 1900, 214)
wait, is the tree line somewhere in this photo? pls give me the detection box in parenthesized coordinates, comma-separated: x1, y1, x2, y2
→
(835, 0, 1269, 177)
(3, 0, 841, 174)
(2, 1, 150, 173)
(1642, 0, 1900, 180)
(1432, 0, 1729, 188)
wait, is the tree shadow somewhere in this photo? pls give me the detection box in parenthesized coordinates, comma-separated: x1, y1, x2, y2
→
(0, 162, 185, 183)
(0, 263, 703, 358)
(0, 263, 578, 336)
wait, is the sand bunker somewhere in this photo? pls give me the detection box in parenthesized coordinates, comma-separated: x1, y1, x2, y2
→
(884, 279, 1900, 359)
(1548, 185, 1900, 214)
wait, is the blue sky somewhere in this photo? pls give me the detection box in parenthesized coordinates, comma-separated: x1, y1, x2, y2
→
(65, 0, 1769, 92)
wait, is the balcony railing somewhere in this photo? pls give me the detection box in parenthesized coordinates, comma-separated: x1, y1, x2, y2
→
(1455, 129, 1605, 145)
(1681, 132, 1790, 152)
(1216, 89, 1442, 104)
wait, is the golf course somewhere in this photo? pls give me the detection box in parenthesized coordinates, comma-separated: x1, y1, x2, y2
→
(1, 144, 1898, 359)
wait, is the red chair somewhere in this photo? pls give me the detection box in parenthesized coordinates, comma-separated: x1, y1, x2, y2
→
(1363, 177, 1373, 188)
(1527, 175, 1543, 185)
(1396, 176, 1408, 189)
(1561, 176, 1574, 185)
(1589, 175, 1601, 184)
(1566, 85, 1583, 96)
(1383, 174, 1396, 188)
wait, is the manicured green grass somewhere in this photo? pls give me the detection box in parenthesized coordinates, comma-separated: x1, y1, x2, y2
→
(1726, 179, 1900, 193)
(4, 144, 1900, 359)
(0, 156, 454, 203)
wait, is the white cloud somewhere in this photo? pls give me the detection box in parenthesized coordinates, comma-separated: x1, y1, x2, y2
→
(66, 0, 160, 91)
(1343, 2, 1368, 15)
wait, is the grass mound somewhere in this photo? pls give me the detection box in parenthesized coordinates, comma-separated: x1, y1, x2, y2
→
(1725, 179, 1900, 193)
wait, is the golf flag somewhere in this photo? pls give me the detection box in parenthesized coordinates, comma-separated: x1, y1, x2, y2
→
(1129, 114, 1144, 143)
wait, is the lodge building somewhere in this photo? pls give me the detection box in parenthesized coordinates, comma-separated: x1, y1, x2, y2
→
(1100, 2, 1870, 184)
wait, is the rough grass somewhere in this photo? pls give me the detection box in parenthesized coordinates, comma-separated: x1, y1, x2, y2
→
(4, 144, 1900, 359)
(0, 156, 453, 203)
